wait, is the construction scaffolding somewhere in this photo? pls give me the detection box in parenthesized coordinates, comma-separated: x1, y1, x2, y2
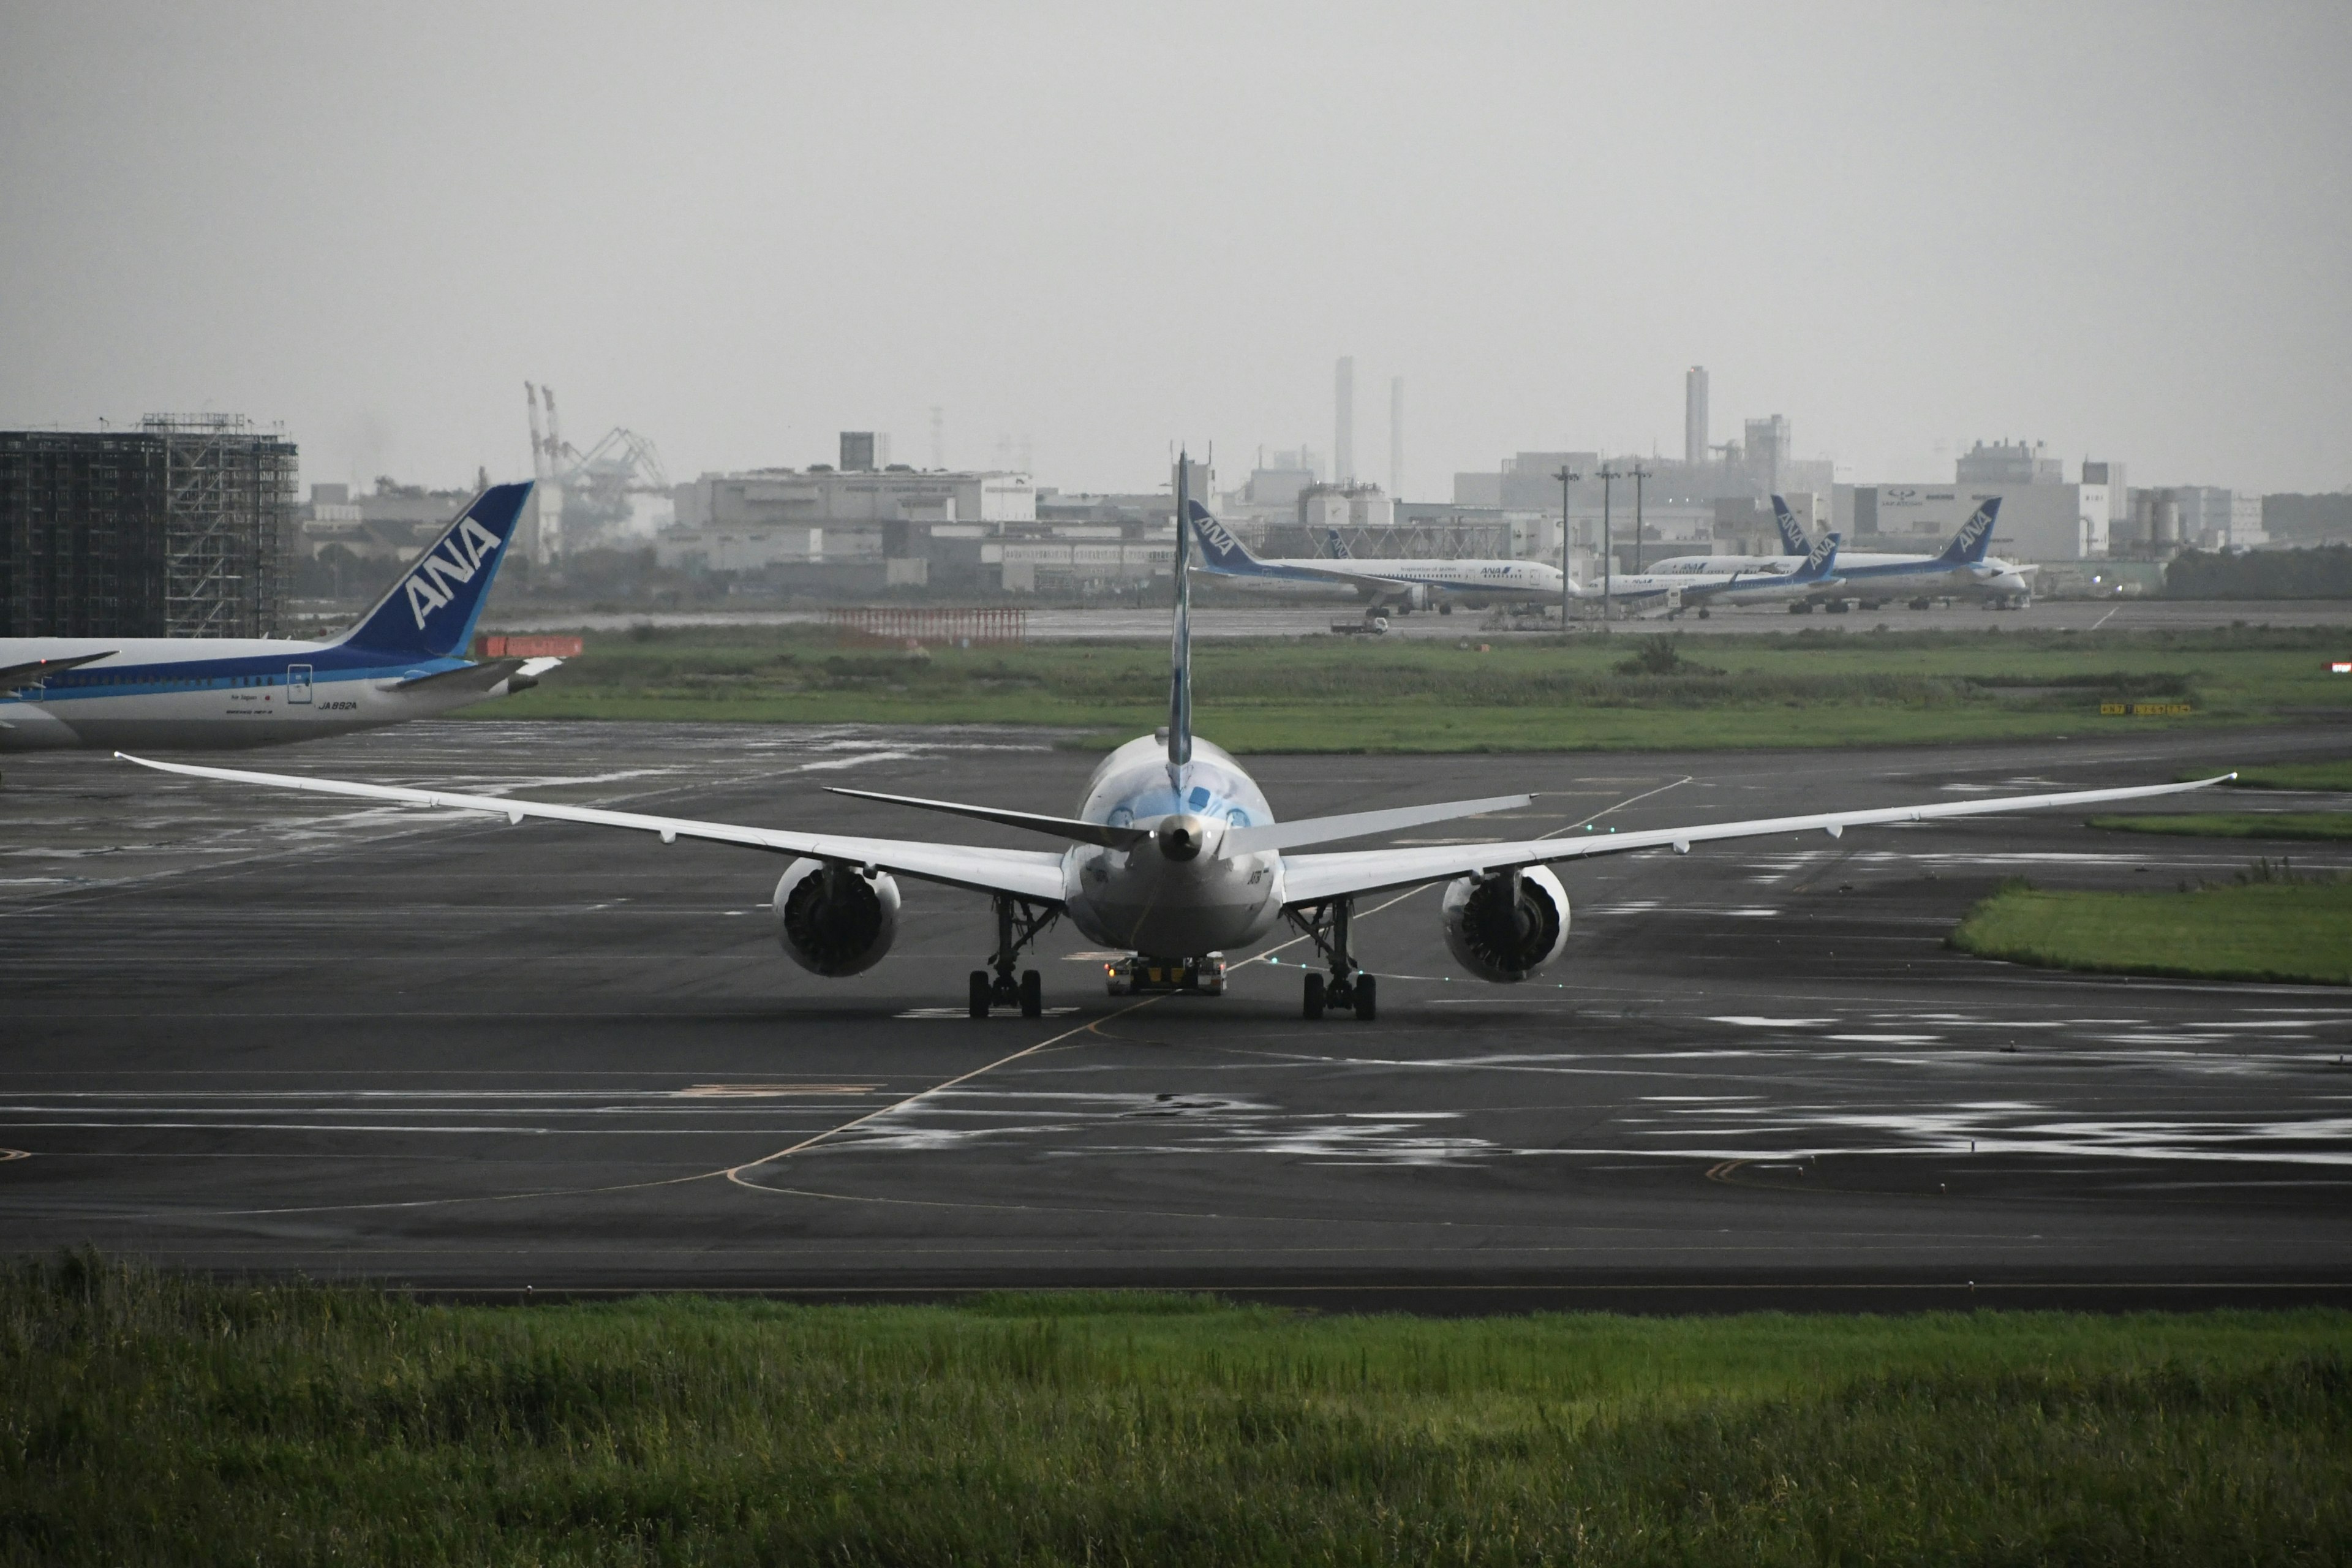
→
(0, 431, 169, 637)
(141, 415, 298, 637)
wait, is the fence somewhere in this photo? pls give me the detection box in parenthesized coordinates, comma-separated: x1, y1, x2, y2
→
(473, 635, 585, 658)
(826, 607, 1028, 647)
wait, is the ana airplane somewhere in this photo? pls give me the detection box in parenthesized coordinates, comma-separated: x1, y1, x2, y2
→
(1581, 529, 1845, 617)
(1189, 506, 1561, 617)
(2, 483, 548, 752)
(1653, 496, 2037, 612)
(120, 459, 2227, 1023)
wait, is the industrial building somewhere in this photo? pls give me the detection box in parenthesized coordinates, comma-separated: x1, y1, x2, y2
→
(1, 417, 296, 638)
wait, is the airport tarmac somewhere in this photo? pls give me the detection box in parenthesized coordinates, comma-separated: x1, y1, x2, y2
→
(5, 719, 2352, 1310)
(486, 598, 2352, 641)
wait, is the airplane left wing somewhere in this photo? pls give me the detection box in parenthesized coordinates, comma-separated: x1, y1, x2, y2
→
(116, 753, 1068, 903)
(1280, 774, 2234, 906)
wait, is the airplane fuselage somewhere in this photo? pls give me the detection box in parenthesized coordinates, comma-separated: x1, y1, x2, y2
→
(1057, 734, 1287, 954)
(1204, 557, 1564, 608)
(0, 637, 502, 752)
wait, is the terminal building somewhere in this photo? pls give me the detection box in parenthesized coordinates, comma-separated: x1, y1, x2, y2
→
(1, 417, 297, 638)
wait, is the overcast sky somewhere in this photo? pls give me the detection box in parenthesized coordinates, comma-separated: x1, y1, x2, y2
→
(4, 1, 2346, 498)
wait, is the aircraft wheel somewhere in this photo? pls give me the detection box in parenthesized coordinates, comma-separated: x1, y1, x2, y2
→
(1439, 601, 1453, 615)
(1352, 973, 1378, 1022)
(1019, 970, 1042, 1018)
(968, 970, 991, 1019)
(1302, 973, 1325, 1020)
(1698, 607, 1711, 619)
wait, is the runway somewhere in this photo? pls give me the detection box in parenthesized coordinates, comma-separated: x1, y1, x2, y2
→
(5, 719, 2351, 1310)
(488, 597, 2352, 641)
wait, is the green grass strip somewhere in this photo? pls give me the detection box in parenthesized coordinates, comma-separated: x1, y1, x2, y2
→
(1950, 878, 2352, 984)
(4, 1255, 2350, 1565)
(2220, 759, 2352, 791)
(462, 623, 2352, 753)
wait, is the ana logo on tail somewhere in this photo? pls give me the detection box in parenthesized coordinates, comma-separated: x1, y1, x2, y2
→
(1770, 495, 1811, 554)
(1189, 503, 1252, 568)
(1950, 498, 2001, 560)
(1796, 531, 1841, 579)
(403, 516, 505, 629)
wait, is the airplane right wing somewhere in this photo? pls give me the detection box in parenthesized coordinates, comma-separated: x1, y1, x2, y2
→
(116, 753, 1069, 903)
(1280, 774, 2234, 906)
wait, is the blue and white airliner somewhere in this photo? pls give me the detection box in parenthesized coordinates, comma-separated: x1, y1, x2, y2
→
(123, 458, 2228, 1022)
(1, 482, 548, 752)
(1572, 529, 1845, 617)
(1189, 508, 1562, 617)
(1652, 496, 2036, 611)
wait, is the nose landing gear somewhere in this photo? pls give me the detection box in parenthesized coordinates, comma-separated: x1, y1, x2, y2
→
(1288, 898, 1378, 1021)
(968, 894, 1059, 1018)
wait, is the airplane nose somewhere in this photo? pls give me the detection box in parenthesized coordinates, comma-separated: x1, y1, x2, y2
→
(1156, 814, 1211, 862)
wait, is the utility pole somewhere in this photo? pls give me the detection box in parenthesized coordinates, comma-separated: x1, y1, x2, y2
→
(1553, 464, 1581, 631)
(1629, 461, 1653, 573)
(1597, 463, 1621, 628)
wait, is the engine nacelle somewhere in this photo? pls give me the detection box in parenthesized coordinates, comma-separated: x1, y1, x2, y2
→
(1441, 865, 1569, 983)
(773, 858, 900, 977)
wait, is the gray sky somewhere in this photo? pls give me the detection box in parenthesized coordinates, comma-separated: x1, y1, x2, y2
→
(4, 1, 2347, 497)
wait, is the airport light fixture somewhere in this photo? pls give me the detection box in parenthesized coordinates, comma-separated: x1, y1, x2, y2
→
(1628, 461, 1653, 574)
(1553, 464, 1581, 631)
(1596, 464, 1622, 626)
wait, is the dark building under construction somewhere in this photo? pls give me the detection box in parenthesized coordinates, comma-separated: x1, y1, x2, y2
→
(1, 416, 297, 638)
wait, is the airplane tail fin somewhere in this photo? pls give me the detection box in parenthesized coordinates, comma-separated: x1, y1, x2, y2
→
(1790, 530, 1841, 583)
(1770, 494, 1810, 554)
(1186, 500, 1264, 574)
(1169, 462, 1196, 768)
(1325, 528, 1353, 559)
(336, 482, 533, 658)
(1939, 497, 2003, 563)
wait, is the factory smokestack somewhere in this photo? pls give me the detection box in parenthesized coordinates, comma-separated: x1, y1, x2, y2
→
(1389, 375, 1403, 499)
(1335, 356, 1355, 485)
(1684, 366, 1709, 467)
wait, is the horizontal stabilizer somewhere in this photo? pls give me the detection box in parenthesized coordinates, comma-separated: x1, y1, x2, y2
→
(1222, 793, 1531, 854)
(0, 650, 117, 693)
(391, 657, 528, 693)
(827, 786, 1153, 848)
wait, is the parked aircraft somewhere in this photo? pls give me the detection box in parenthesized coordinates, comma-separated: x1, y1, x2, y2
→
(1653, 496, 2035, 612)
(2, 483, 549, 752)
(1189, 506, 1561, 617)
(1582, 530, 1845, 617)
(123, 459, 2225, 1021)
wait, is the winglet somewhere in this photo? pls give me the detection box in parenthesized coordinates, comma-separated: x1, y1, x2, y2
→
(1169, 454, 1194, 769)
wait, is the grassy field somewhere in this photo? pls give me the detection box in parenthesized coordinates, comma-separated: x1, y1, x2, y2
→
(2090, 812, 2352, 841)
(473, 622, 2351, 752)
(1949, 874, 2352, 984)
(6, 1256, 2350, 1566)
(2221, 758, 2352, 791)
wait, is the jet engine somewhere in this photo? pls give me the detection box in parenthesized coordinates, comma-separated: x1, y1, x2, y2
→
(1441, 865, 1569, 982)
(774, 858, 900, 976)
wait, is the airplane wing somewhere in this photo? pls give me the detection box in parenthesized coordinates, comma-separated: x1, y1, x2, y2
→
(1279, 774, 2234, 906)
(116, 753, 1068, 903)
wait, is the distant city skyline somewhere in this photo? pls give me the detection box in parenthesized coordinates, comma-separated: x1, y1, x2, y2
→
(3, 2, 2346, 499)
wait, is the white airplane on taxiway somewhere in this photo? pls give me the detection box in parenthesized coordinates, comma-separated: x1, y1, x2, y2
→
(122, 457, 2227, 1022)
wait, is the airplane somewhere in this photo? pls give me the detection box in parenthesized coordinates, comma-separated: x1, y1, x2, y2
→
(1, 483, 552, 752)
(1580, 530, 1845, 618)
(119, 456, 2228, 1023)
(1189, 506, 1562, 619)
(1652, 496, 2036, 612)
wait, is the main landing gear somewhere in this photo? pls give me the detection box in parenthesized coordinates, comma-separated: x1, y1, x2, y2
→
(969, 894, 1058, 1019)
(1287, 899, 1378, 1022)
